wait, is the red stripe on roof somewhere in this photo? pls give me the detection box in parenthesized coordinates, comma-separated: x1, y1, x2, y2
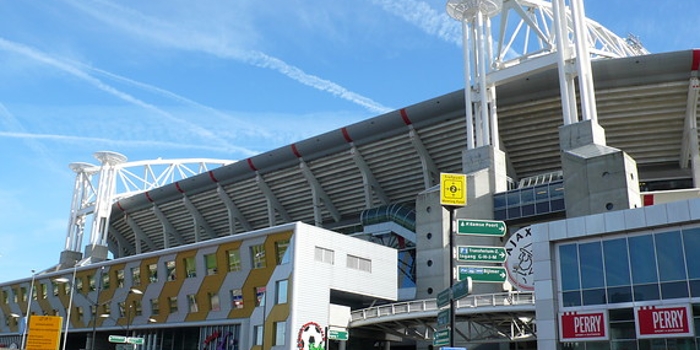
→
(145, 192, 154, 202)
(208, 170, 219, 183)
(341, 127, 353, 142)
(400, 108, 412, 125)
(117, 201, 125, 212)
(246, 158, 258, 172)
(175, 182, 184, 193)
(692, 50, 700, 71)
(291, 144, 302, 158)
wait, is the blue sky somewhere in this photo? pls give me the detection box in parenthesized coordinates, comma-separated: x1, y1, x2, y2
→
(0, 0, 697, 283)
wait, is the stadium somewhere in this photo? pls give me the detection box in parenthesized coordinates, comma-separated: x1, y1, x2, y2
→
(1, 0, 700, 349)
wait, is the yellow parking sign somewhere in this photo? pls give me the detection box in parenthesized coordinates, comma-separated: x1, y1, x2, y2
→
(440, 173, 467, 206)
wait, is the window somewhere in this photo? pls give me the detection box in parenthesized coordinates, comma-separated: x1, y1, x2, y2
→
(168, 296, 178, 313)
(276, 280, 288, 304)
(75, 306, 84, 321)
(118, 302, 126, 317)
(20, 287, 27, 302)
(148, 263, 158, 283)
(347, 254, 372, 272)
(187, 294, 198, 313)
(254, 325, 264, 346)
(274, 321, 287, 346)
(209, 292, 220, 311)
(276, 239, 290, 265)
(102, 272, 110, 290)
(204, 254, 218, 275)
(231, 289, 243, 309)
(165, 260, 176, 281)
(75, 277, 83, 293)
(255, 286, 266, 307)
(315, 246, 334, 264)
(150, 298, 160, 316)
(184, 257, 196, 278)
(227, 249, 241, 272)
(133, 300, 142, 316)
(52, 284, 59, 297)
(2, 290, 8, 304)
(40, 284, 47, 300)
(89, 274, 96, 291)
(251, 244, 266, 269)
(131, 267, 141, 286)
(116, 269, 125, 288)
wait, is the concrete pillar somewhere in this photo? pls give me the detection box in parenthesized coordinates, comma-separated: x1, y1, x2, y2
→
(559, 120, 640, 218)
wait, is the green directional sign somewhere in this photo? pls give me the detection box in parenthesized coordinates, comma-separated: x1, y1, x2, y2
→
(458, 265, 507, 283)
(328, 329, 349, 341)
(457, 246, 507, 263)
(127, 337, 144, 345)
(451, 277, 472, 300)
(457, 219, 507, 236)
(433, 329, 450, 346)
(108, 335, 127, 344)
(437, 287, 452, 308)
(437, 308, 450, 327)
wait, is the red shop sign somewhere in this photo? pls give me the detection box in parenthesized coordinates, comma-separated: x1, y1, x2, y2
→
(635, 304, 694, 339)
(559, 310, 609, 342)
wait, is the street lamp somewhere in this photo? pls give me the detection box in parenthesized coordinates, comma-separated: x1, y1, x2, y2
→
(125, 288, 143, 337)
(21, 270, 36, 350)
(89, 267, 105, 350)
(54, 263, 77, 350)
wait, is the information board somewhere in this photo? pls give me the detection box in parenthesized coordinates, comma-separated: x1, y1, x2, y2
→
(25, 315, 63, 350)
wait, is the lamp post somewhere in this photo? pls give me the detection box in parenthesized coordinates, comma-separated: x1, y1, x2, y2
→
(54, 263, 77, 350)
(90, 267, 104, 350)
(21, 270, 36, 350)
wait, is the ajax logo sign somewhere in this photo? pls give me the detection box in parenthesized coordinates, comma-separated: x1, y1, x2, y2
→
(504, 226, 534, 291)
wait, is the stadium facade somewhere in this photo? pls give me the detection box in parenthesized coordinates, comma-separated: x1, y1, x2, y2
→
(1, 1, 700, 350)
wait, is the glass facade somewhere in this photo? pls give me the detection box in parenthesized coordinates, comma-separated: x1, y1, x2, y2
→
(494, 180, 565, 220)
(559, 227, 700, 308)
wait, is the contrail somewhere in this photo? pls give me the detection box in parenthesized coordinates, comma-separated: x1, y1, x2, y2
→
(63, 0, 393, 114)
(370, 0, 462, 46)
(0, 37, 251, 154)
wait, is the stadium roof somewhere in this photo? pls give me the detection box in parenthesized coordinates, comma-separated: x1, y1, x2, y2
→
(106, 49, 700, 257)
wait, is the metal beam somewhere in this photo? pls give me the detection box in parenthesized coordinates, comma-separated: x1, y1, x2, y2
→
(151, 205, 185, 248)
(255, 173, 292, 226)
(182, 195, 217, 241)
(350, 145, 389, 208)
(216, 185, 253, 234)
(407, 126, 440, 189)
(299, 160, 342, 224)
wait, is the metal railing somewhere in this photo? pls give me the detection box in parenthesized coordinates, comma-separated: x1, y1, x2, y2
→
(350, 291, 535, 325)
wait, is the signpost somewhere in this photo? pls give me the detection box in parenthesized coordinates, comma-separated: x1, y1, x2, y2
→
(437, 288, 452, 308)
(457, 246, 507, 263)
(328, 329, 349, 341)
(433, 329, 450, 346)
(108, 335, 127, 344)
(440, 173, 467, 207)
(451, 277, 472, 300)
(457, 219, 506, 236)
(458, 266, 507, 283)
(25, 315, 63, 350)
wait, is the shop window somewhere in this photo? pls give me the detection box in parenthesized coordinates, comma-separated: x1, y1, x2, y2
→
(148, 263, 158, 283)
(276, 239, 290, 265)
(187, 294, 198, 313)
(276, 280, 288, 304)
(255, 286, 266, 307)
(209, 292, 220, 312)
(274, 321, 287, 346)
(231, 290, 243, 309)
(168, 296, 178, 313)
(131, 267, 141, 286)
(228, 249, 241, 272)
(251, 244, 266, 269)
(184, 257, 196, 278)
(150, 298, 160, 316)
(165, 260, 176, 281)
(204, 254, 217, 275)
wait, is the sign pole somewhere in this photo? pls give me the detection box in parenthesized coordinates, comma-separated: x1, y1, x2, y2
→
(449, 206, 456, 347)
